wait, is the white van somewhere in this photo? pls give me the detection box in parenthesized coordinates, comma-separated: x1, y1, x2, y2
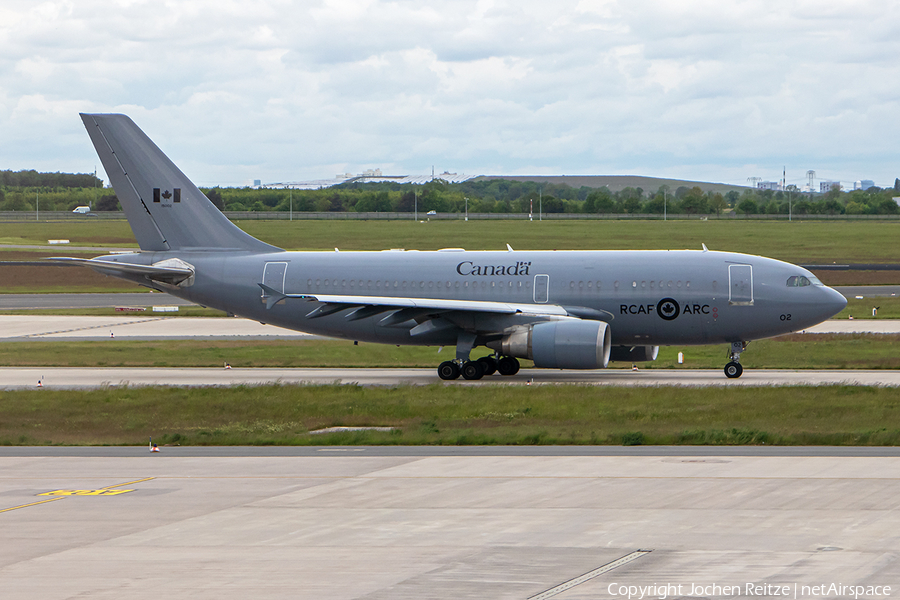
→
(72, 206, 91, 214)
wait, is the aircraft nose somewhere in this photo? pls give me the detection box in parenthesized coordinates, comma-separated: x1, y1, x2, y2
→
(822, 285, 848, 318)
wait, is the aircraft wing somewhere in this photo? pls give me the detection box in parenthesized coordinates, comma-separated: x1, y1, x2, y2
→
(258, 284, 612, 322)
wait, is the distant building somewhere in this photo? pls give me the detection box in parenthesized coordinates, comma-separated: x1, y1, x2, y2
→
(820, 181, 840, 193)
(757, 181, 780, 191)
(853, 179, 875, 190)
(263, 169, 477, 190)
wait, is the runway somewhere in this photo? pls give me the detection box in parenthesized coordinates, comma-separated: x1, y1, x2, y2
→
(5, 366, 900, 389)
(0, 286, 898, 310)
(3, 314, 900, 341)
(0, 292, 195, 310)
(1, 450, 897, 599)
(0, 315, 317, 340)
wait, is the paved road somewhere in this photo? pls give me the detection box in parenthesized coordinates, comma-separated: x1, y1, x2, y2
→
(0, 293, 195, 309)
(0, 244, 135, 252)
(1, 452, 897, 598)
(4, 315, 900, 341)
(2, 314, 900, 341)
(5, 366, 900, 389)
(4, 445, 900, 457)
(0, 315, 316, 340)
(0, 286, 898, 311)
(835, 285, 900, 297)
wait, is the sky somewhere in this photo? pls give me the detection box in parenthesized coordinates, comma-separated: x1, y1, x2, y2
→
(1, 0, 899, 189)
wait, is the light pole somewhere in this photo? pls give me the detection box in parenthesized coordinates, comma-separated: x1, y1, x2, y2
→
(464, 197, 468, 221)
(414, 188, 418, 221)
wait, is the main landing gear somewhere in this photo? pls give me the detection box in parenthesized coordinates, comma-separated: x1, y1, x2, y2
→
(724, 341, 747, 379)
(438, 354, 520, 381)
(438, 332, 521, 380)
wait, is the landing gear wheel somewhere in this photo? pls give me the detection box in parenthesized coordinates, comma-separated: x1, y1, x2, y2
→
(497, 356, 520, 376)
(461, 360, 485, 380)
(477, 356, 498, 376)
(724, 361, 743, 379)
(438, 361, 460, 380)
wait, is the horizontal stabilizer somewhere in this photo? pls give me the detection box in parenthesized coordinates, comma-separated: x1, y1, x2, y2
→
(48, 257, 194, 285)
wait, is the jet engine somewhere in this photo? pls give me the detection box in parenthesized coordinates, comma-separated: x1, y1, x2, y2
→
(488, 320, 611, 369)
(608, 345, 659, 362)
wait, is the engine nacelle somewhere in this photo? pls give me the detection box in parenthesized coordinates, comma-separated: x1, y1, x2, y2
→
(489, 320, 611, 369)
(608, 345, 659, 362)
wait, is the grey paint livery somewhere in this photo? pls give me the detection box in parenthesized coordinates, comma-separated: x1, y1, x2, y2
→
(61, 114, 847, 379)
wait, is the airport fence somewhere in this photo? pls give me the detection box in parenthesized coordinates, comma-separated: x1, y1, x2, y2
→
(2, 211, 900, 222)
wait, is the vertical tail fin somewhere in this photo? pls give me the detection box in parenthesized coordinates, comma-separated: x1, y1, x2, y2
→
(81, 113, 279, 252)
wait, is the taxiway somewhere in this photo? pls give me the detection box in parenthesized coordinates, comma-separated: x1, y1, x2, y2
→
(5, 366, 900, 389)
(2, 314, 900, 341)
(0, 450, 897, 599)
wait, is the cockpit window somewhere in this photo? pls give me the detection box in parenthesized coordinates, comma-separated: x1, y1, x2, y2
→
(786, 275, 813, 287)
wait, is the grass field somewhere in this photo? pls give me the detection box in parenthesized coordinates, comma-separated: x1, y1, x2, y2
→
(3, 219, 900, 447)
(2, 384, 899, 446)
(1, 334, 899, 369)
(3, 219, 900, 261)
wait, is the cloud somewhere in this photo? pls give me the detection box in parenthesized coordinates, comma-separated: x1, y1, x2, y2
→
(1, 0, 899, 187)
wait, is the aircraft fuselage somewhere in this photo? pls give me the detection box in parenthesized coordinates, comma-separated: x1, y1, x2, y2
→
(117, 248, 846, 349)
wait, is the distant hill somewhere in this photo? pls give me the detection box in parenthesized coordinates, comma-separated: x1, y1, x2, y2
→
(475, 175, 748, 195)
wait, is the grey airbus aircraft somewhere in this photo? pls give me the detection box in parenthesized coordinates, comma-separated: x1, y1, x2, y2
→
(55, 113, 847, 380)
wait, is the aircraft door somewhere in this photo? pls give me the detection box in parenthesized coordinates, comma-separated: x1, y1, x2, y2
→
(728, 264, 753, 305)
(262, 261, 288, 295)
(534, 274, 549, 303)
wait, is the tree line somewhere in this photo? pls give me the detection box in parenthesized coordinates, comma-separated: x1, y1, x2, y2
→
(3, 170, 900, 216)
(0, 169, 102, 189)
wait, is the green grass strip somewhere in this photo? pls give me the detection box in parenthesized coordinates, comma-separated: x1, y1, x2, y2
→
(2, 335, 900, 369)
(2, 384, 900, 446)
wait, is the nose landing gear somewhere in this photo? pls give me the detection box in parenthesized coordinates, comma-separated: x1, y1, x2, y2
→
(724, 341, 747, 379)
